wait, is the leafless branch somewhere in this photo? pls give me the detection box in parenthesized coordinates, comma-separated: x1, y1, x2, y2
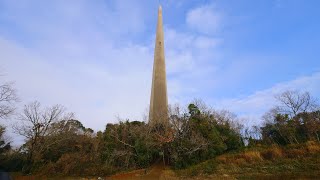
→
(0, 82, 18, 118)
(275, 90, 318, 117)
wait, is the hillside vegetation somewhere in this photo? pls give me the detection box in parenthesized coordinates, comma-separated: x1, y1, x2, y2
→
(0, 90, 319, 178)
(177, 142, 320, 179)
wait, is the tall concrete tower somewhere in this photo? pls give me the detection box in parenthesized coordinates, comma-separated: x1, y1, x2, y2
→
(149, 5, 168, 126)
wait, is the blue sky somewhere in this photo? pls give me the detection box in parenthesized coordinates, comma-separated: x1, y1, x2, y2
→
(1, 0, 320, 135)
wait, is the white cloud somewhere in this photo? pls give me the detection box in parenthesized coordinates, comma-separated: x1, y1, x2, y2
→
(164, 27, 220, 75)
(163, 27, 221, 105)
(0, 1, 221, 141)
(186, 4, 222, 35)
(216, 72, 320, 126)
(194, 36, 221, 49)
(0, 37, 154, 127)
(4, 0, 316, 146)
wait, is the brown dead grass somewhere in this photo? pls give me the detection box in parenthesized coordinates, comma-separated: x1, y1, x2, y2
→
(285, 148, 306, 158)
(177, 142, 320, 179)
(216, 150, 263, 165)
(233, 158, 247, 165)
(261, 145, 283, 160)
(216, 156, 227, 163)
(237, 151, 263, 163)
(283, 141, 320, 158)
(305, 141, 320, 154)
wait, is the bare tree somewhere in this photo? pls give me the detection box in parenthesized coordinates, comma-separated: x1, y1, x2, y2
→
(0, 78, 18, 155)
(0, 82, 18, 119)
(275, 90, 318, 117)
(13, 101, 72, 172)
(168, 104, 188, 136)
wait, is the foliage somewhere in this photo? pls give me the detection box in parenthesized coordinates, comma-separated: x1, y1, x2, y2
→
(3, 91, 319, 177)
(169, 103, 244, 168)
(1, 101, 245, 176)
(101, 121, 159, 171)
(0, 126, 10, 155)
(260, 111, 320, 145)
(177, 142, 320, 179)
(259, 91, 320, 146)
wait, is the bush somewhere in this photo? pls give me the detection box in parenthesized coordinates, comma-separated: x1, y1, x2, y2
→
(0, 151, 26, 172)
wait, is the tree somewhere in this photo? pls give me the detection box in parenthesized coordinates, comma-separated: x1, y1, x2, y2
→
(0, 81, 18, 119)
(36, 119, 101, 175)
(275, 90, 318, 117)
(169, 103, 243, 168)
(13, 101, 72, 173)
(294, 111, 320, 143)
(188, 104, 200, 117)
(261, 91, 320, 145)
(101, 120, 159, 170)
(0, 76, 17, 171)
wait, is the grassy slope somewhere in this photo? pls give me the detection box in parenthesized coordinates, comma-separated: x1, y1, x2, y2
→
(176, 142, 320, 179)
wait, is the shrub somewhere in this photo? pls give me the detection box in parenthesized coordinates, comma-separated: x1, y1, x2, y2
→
(0, 151, 26, 172)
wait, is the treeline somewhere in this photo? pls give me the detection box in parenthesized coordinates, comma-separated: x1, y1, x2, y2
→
(101, 103, 244, 171)
(1, 101, 244, 175)
(251, 91, 320, 146)
(0, 77, 320, 177)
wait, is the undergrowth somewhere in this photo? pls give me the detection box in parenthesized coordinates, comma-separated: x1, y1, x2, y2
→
(176, 141, 320, 178)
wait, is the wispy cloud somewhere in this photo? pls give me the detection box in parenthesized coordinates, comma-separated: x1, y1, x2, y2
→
(186, 4, 222, 35)
(216, 72, 320, 126)
(1, 0, 319, 145)
(0, 0, 222, 133)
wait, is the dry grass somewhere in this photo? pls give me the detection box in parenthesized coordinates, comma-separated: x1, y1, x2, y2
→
(216, 150, 263, 165)
(285, 148, 306, 158)
(283, 141, 320, 158)
(305, 141, 320, 154)
(237, 151, 263, 163)
(217, 142, 320, 164)
(176, 142, 320, 179)
(261, 145, 283, 160)
(216, 156, 227, 163)
(233, 158, 247, 165)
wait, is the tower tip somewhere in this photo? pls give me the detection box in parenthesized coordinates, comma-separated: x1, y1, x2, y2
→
(158, 5, 162, 13)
